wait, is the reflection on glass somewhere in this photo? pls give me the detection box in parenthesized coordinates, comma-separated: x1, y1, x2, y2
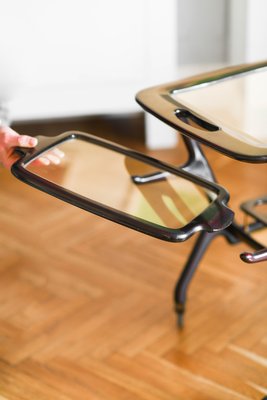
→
(171, 68, 267, 145)
(26, 138, 213, 229)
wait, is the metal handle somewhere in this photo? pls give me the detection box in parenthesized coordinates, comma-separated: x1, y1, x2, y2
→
(240, 248, 267, 263)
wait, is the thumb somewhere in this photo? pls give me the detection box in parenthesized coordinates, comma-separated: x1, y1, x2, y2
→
(17, 135, 38, 148)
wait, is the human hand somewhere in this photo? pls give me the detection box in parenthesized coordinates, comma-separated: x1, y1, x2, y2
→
(0, 126, 64, 169)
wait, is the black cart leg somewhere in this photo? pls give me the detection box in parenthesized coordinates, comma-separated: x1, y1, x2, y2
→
(173, 221, 264, 328)
(174, 231, 216, 328)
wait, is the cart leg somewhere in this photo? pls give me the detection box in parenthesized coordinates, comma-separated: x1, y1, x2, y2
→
(174, 231, 216, 328)
(173, 225, 242, 328)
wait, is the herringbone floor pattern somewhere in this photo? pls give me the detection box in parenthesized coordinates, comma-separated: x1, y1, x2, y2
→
(0, 136, 267, 399)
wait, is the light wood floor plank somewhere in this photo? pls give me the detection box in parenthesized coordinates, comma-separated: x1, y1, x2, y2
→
(0, 139, 267, 399)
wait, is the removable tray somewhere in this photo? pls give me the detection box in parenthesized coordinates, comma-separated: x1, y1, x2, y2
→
(136, 61, 267, 162)
(11, 131, 233, 242)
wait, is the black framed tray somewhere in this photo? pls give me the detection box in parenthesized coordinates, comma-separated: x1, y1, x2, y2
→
(11, 131, 233, 242)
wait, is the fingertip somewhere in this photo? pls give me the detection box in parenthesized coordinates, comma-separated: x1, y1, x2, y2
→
(18, 135, 38, 147)
(29, 137, 38, 147)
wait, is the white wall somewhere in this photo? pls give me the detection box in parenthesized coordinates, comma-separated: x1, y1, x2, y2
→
(0, 0, 178, 124)
(246, 0, 267, 62)
(178, 0, 228, 65)
(178, 0, 267, 68)
(227, 0, 267, 64)
(0, 0, 179, 148)
(2, 1, 266, 147)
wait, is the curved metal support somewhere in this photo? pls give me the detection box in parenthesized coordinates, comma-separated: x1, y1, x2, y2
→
(173, 224, 248, 328)
(174, 231, 216, 328)
(131, 171, 169, 184)
(180, 135, 217, 183)
(131, 134, 217, 186)
(240, 248, 267, 263)
(172, 136, 226, 328)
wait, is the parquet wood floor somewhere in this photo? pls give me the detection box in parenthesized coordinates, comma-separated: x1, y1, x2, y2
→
(0, 134, 267, 399)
